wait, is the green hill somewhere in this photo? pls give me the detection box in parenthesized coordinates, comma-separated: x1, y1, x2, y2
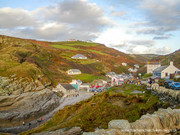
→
(0, 35, 141, 86)
(151, 49, 180, 68)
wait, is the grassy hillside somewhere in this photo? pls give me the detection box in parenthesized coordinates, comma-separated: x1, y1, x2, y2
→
(151, 49, 180, 68)
(0, 35, 141, 86)
(21, 84, 169, 134)
(133, 54, 161, 63)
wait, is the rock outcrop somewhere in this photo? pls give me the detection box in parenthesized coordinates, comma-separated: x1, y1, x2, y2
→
(0, 76, 51, 96)
(0, 89, 60, 128)
(83, 108, 180, 135)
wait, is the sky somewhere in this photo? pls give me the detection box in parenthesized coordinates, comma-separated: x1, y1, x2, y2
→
(0, 0, 180, 54)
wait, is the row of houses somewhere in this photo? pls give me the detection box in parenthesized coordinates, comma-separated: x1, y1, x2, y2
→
(106, 72, 134, 86)
(68, 39, 93, 43)
(147, 61, 179, 79)
(121, 63, 140, 68)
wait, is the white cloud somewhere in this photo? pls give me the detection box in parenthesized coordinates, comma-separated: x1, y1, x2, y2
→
(138, 0, 180, 35)
(0, 7, 35, 28)
(111, 11, 126, 17)
(156, 46, 171, 54)
(0, 0, 114, 41)
(94, 27, 132, 47)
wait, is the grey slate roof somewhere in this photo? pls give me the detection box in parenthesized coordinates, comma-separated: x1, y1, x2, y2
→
(61, 83, 75, 90)
(71, 54, 87, 59)
(153, 66, 168, 73)
(70, 69, 81, 72)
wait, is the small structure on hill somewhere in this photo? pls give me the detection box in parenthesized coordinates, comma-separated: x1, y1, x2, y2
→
(128, 68, 137, 73)
(71, 54, 87, 59)
(66, 69, 81, 75)
(122, 62, 127, 66)
(153, 61, 179, 79)
(134, 64, 140, 68)
(68, 39, 77, 41)
(53, 83, 76, 97)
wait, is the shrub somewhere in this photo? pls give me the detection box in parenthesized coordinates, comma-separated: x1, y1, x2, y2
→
(142, 73, 152, 78)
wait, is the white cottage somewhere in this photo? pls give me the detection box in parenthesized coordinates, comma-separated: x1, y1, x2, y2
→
(122, 62, 127, 66)
(66, 69, 81, 75)
(53, 83, 76, 97)
(153, 61, 179, 78)
(71, 54, 87, 59)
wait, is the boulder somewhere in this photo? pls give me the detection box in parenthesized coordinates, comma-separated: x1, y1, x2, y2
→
(108, 120, 131, 129)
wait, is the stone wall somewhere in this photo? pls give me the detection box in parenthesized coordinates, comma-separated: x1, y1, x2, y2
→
(83, 108, 180, 135)
(83, 84, 180, 135)
(150, 83, 180, 107)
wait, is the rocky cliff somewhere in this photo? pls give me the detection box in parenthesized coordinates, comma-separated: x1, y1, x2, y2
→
(0, 75, 51, 96)
(0, 89, 60, 128)
(83, 108, 180, 135)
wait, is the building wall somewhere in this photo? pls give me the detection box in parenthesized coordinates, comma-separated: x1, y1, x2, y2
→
(147, 64, 161, 73)
(67, 70, 81, 75)
(161, 63, 180, 78)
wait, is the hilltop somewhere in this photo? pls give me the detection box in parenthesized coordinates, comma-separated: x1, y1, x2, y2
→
(0, 35, 141, 88)
(151, 49, 180, 68)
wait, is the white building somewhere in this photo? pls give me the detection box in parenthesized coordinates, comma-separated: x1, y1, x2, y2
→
(68, 39, 77, 41)
(134, 64, 140, 68)
(53, 83, 76, 97)
(153, 61, 180, 78)
(71, 54, 87, 59)
(66, 69, 81, 75)
(128, 68, 137, 73)
(122, 62, 127, 66)
(147, 61, 161, 74)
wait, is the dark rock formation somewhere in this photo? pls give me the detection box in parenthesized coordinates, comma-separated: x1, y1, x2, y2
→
(0, 89, 60, 128)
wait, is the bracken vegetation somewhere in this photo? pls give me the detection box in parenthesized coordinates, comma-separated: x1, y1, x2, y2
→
(0, 35, 142, 86)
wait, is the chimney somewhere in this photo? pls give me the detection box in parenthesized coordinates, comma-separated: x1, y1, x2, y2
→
(170, 61, 173, 66)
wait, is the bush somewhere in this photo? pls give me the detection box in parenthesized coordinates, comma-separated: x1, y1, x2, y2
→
(174, 77, 180, 82)
(158, 79, 165, 86)
(142, 73, 152, 78)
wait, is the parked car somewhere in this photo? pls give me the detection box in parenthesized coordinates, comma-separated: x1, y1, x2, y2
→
(170, 82, 180, 90)
(164, 80, 173, 88)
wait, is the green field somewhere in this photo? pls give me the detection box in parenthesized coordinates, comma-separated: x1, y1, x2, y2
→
(72, 73, 106, 83)
(53, 41, 99, 46)
(50, 44, 82, 51)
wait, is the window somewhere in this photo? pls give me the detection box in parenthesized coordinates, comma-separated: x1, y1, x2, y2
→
(165, 73, 168, 76)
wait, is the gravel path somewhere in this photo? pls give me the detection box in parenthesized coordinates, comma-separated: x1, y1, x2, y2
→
(0, 92, 93, 134)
